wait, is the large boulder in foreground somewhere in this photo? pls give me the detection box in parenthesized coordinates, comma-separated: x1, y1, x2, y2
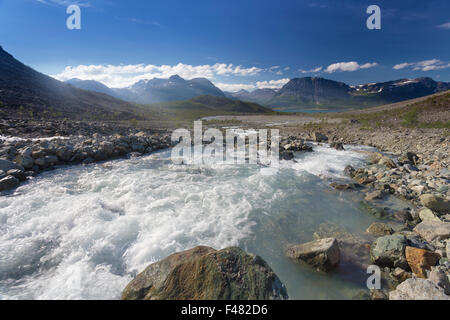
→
(122, 246, 288, 300)
(285, 238, 340, 272)
(389, 278, 450, 300)
(370, 234, 408, 269)
(413, 220, 450, 242)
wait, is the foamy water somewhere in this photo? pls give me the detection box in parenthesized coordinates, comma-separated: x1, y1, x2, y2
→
(0, 144, 383, 300)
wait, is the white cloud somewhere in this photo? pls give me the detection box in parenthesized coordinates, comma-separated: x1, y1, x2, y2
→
(393, 62, 412, 70)
(52, 63, 263, 88)
(324, 61, 377, 73)
(215, 78, 290, 92)
(437, 22, 450, 29)
(299, 66, 323, 74)
(393, 59, 450, 71)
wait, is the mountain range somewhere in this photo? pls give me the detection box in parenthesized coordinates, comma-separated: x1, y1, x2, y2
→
(0, 46, 270, 120)
(1, 44, 449, 120)
(67, 74, 450, 111)
(67, 75, 225, 104)
(227, 77, 450, 110)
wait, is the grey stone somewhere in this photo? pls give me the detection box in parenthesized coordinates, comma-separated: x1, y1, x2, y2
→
(0, 175, 20, 191)
(285, 238, 340, 272)
(6, 169, 26, 182)
(389, 278, 449, 300)
(419, 208, 441, 222)
(0, 159, 24, 172)
(429, 267, 450, 295)
(414, 220, 450, 242)
(370, 234, 408, 269)
(420, 194, 450, 215)
(312, 132, 328, 142)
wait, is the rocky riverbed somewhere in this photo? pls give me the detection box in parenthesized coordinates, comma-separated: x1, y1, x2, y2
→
(0, 119, 172, 192)
(1, 117, 449, 300)
(275, 126, 449, 300)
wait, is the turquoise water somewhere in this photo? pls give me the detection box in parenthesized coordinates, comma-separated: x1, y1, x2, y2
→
(0, 144, 404, 299)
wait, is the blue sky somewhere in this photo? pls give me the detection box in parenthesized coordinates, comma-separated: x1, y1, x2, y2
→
(0, 0, 449, 91)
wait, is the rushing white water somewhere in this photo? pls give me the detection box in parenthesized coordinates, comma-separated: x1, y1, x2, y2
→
(0, 143, 390, 300)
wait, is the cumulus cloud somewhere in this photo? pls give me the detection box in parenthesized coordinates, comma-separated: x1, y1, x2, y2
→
(393, 59, 450, 71)
(437, 22, 450, 29)
(52, 63, 263, 88)
(324, 61, 377, 73)
(215, 78, 290, 92)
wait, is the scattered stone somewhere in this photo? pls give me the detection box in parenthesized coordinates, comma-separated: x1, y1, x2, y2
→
(0, 175, 20, 191)
(391, 267, 411, 283)
(0, 159, 24, 172)
(330, 142, 344, 150)
(413, 220, 450, 242)
(379, 156, 397, 169)
(364, 190, 385, 201)
(405, 246, 440, 278)
(419, 208, 441, 222)
(366, 223, 393, 237)
(370, 289, 388, 300)
(420, 194, 450, 215)
(312, 132, 328, 142)
(285, 238, 340, 272)
(389, 278, 449, 300)
(330, 182, 357, 190)
(6, 169, 27, 182)
(428, 267, 450, 295)
(370, 234, 408, 269)
(394, 210, 413, 222)
(122, 246, 288, 300)
(344, 165, 355, 177)
(279, 151, 294, 161)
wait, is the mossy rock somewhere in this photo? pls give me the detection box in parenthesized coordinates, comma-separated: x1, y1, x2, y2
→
(122, 246, 288, 300)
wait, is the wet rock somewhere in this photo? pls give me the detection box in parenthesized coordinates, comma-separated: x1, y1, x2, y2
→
(364, 190, 386, 201)
(279, 151, 294, 161)
(394, 210, 413, 223)
(330, 182, 358, 190)
(344, 165, 355, 177)
(312, 132, 328, 142)
(366, 223, 393, 237)
(405, 246, 440, 278)
(6, 169, 26, 182)
(285, 238, 340, 272)
(413, 220, 450, 242)
(330, 142, 344, 150)
(0, 159, 24, 172)
(0, 175, 20, 191)
(370, 234, 408, 269)
(419, 194, 450, 215)
(389, 278, 449, 300)
(122, 246, 288, 300)
(379, 156, 397, 169)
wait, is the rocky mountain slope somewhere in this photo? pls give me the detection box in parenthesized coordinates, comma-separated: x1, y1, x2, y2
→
(227, 77, 450, 111)
(67, 75, 225, 104)
(0, 46, 147, 121)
